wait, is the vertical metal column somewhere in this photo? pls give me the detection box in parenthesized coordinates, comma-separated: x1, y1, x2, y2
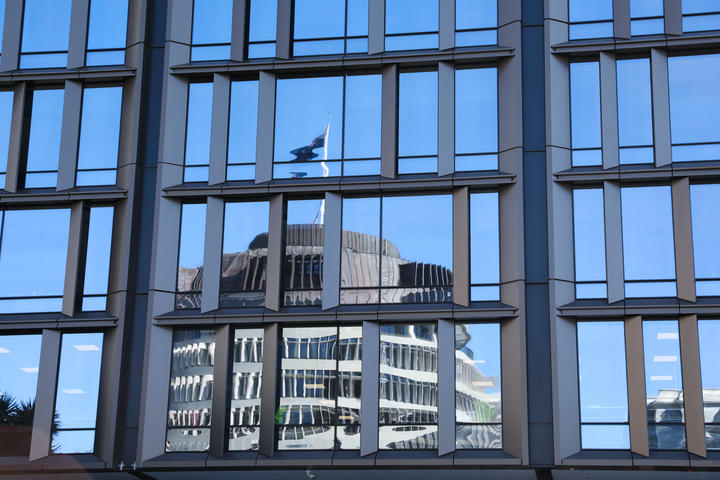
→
(209, 74, 231, 186)
(381, 65, 397, 179)
(210, 325, 231, 457)
(67, 0, 90, 68)
(230, 0, 249, 62)
(437, 319, 456, 456)
(57, 80, 83, 191)
(625, 315, 649, 457)
(604, 181, 625, 303)
(62, 201, 89, 317)
(672, 178, 696, 302)
(600, 52, 619, 169)
(255, 71, 276, 184)
(439, 0, 455, 51)
(651, 48, 672, 167)
(4, 83, 26, 193)
(201, 197, 224, 313)
(322, 192, 341, 310)
(0, 0, 22, 71)
(613, 0, 631, 39)
(265, 194, 284, 311)
(438, 62, 455, 177)
(452, 186, 469, 307)
(664, 0, 683, 35)
(368, 0, 385, 54)
(28, 330, 62, 461)
(275, 0, 292, 59)
(679, 314, 706, 457)
(360, 321, 380, 456)
(259, 323, 279, 457)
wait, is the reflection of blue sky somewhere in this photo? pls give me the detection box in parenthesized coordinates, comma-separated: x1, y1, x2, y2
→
(249, 0, 277, 42)
(21, 0, 71, 52)
(570, 62, 601, 149)
(691, 185, 720, 279)
(0, 335, 42, 405)
(621, 187, 676, 281)
(385, 0, 437, 34)
(573, 189, 606, 282)
(470, 193, 499, 284)
(617, 59, 653, 147)
(26, 89, 64, 172)
(0, 91, 12, 176)
(399, 72, 437, 157)
(87, 0, 128, 50)
(347, 0, 369, 36)
(669, 54, 720, 144)
(698, 320, 720, 394)
(192, 0, 232, 45)
(178, 204, 206, 271)
(456, 0, 496, 29)
(83, 207, 114, 296)
(631, 0, 664, 18)
(224, 202, 269, 254)
(77, 87, 123, 171)
(344, 75, 381, 159)
(577, 322, 628, 422)
(643, 321, 682, 398)
(342, 197, 380, 239)
(568, 0, 613, 22)
(287, 200, 324, 225)
(228, 81, 259, 166)
(294, 0, 345, 39)
(459, 323, 500, 394)
(382, 195, 451, 270)
(456, 68, 497, 155)
(185, 83, 213, 167)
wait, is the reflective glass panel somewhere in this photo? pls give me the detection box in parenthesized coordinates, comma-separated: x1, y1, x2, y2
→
(385, 0, 438, 50)
(577, 321, 629, 449)
(573, 189, 607, 298)
(293, 0, 368, 55)
(166, 329, 215, 452)
(86, 0, 128, 65)
(77, 86, 122, 186)
(344, 75, 382, 161)
(617, 58, 653, 164)
(249, 0, 277, 58)
(455, 323, 502, 449)
(54, 332, 103, 454)
(191, 0, 232, 61)
(284, 199, 324, 306)
(82, 207, 113, 311)
(294, 0, 344, 39)
(379, 323, 438, 450)
(691, 184, 720, 296)
(25, 89, 64, 188)
(20, 0, 71, 68)
(0, 91, 12, 190)
(227, 80, 259, 181)
(470, 193, 499, 301)
(398, 71, 438, 174)
(621, 186, 676, 297)
(176, 204, 206, 309)
(643, 321, 686, 450)
(668, 54, 720, 162)
(683, 0, 720, 32)
(455, 0, 497, 47)
(228, 328, 263, 451)
(184, 83, 212, 182)
(0, 0, 5, 55)
(456, 67, 498, 171)
(340, 197, 380, 304)
(0, 209, 70, 313)
(570, 62, 601, 166)
(221, 201, 270, 308)
(568, 0, 613, 39)
(698, 320, 720, 449)
(382, 195, 452, 303)
(631, 0, 664, 35)
(0, 334, 42, 456)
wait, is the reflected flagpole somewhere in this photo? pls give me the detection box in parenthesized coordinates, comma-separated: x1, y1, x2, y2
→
(314, 115, 331, 225)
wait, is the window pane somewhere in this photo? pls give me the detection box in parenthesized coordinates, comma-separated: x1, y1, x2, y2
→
(341, 197, 380, 303)
(87, 0, 128, 51)
(617, 59, 653, 164)
(470, 193, 499, 301)
(0, 90, 13, 189)
(294, 0, 345, 40)
(54, 332, 103, 453)
(26, 89, 64, 188)
(573, 189, 606, 287)
(0, 209, 70, 313)
(643, 320, 686, 450)
(379, 323, 438, 450)
(184, 83, 213, 182)
(344, 74, 382, 160)
(0, 334, 42, 456)
(669, 54, 720, 161)
(398, 71, 438, 173)
(381, 195, 452, 303)
(221, 201, 270, 307)
(698, 320, 720, 449)
(227, 81, 259, 180)
(386, 0, 438, 34)
(347, 0, 369, 37)
(569, 0, 613, 22)
(456, 0, 496, 30)
(166, 329, 215, 452)
(192, 0, 232, 46)
(228, 328, 263, 451)
(683, 0, 720, 32)
(82, 207, 113, 311)
(632, 0, 664, 17)
(77, 86, 122, 185)
(176, 204, 206, 309)
(456, 68, 498, 161)
(249, 0, 277, 57)
(621, 186, 676, 295)
(691, 184, 720, 296)
(284, 199, 324, 306)
(21, 0, 71, 66)
(570, 62, 601, 166)
(455, 323, 501, 449)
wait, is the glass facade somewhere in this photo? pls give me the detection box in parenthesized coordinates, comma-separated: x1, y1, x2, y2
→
(698, 320, 720, 449)
(568, 0, 613, 40)
(86, 0, 128, 65)
(691, 184, 720, 296)
(76, 86, 123, 186)
(20, 0, 71, 68)
(570, 61, 601, 167)
(385, 0, 438, 51)
(293, 0, 368, 55)
(176, 204, 207, 309)
(183, 83, 213, 183)
(631, 0, 664, 35)
(284, 199, 324, 306)
(191, 0, 233, 61)
(470, 192, 499, 301)
(228, 328, 263, 451)
(248, 0, 277, 58)
(572, 188, 607, 299)
(227, 80, 259, 181)
(398, 71, 438, 174)
(455, 67, 498, 172)
(683, 0, 720, 32)
(617, 58, 654, 165)
(25, 88, 64, 188)
(455, 0, 497, 47)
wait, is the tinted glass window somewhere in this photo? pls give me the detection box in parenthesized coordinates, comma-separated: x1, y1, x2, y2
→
(470, 193, 499, 301)
(0, 91, 13, 190)
(25, 88, 64, 188)
(455, 0, 497, 46)
(228, 328, 263, 451)
(277, 326, 361, 450)
(379, 323, 438, 449)
(690, 184, 720, 296)
(227, 80, 259, 181)
(340, 197, 380, 304)
(191, 0, 232, 61)
(77, 86, 123, 186)
(570, 62, 601, 167)
(166, 329, 215, 452)
(221, 201, 270, 308)
(398, 71, 438, 174)
(284, 199, 324, 306)
(176, 204, 206, 309)
(621, 186, 676, 298)
(0, 209, 70, 313)
(294, 0, 368, 55)
(568, 0, 613, 39)
(53, 332, 103, 453)
(617, 58, 654, 165)
(455, 323, 501, 449)
(577, 321, 629, 449)
(631, 0, 664, 35)
(456, 67, 498, 172)
(643, 320, 686, 450)
(248, 0, 277, 58)
(683, 0, 720, 32)
(573, 189, 607, 299)
(0, 334, 42, 456)
(86, 0, 128, 65)
(20, 0, 71, 68)
(698, 319, 720, 449)
(184, 83, 213, 182)
(385, 0, 438, 50)
(82, 207, 114, 311)
(668, 54, 720, 162)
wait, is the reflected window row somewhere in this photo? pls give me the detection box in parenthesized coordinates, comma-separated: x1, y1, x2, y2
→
(175, 191, 499, 309)
(570, 53, 720, 167)
(166, 321, 501, 452)
(0, 205, 114, 314)
(568, 0, 720, 40)
(0, 331, 104, 456)
(573, 183, 720, 299)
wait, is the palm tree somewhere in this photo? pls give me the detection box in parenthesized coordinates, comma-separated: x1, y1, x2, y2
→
(0, 393, 61, 454)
